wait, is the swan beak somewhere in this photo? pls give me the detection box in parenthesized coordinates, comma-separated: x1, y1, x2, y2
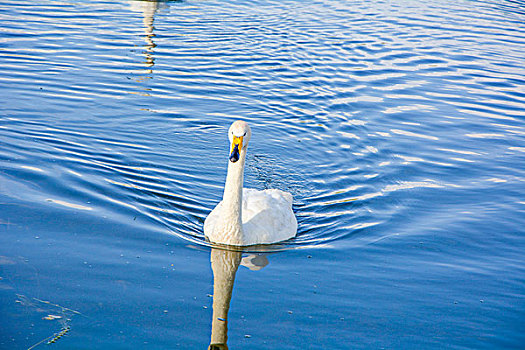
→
(229, 136, 243, 163)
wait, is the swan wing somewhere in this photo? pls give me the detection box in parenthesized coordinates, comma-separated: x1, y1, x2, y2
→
(241, 188, 297, 245)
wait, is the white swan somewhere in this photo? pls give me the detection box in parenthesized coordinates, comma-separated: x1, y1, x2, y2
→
(204, 121, 297, 246)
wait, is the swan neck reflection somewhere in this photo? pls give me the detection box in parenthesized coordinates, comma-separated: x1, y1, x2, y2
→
(209, 248, 242, 349)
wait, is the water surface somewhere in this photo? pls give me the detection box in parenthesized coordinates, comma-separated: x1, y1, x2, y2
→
(1, 0, 524, 348)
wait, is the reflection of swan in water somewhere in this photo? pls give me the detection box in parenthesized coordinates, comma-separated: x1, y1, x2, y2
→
(208, 248, 269, 349)
(204, 121, 297, 246)
(208, 248, 241, 349)
(128, 0, 170, 69)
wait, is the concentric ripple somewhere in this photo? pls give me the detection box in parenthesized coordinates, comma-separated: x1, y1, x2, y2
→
(1, 0, 524, 251)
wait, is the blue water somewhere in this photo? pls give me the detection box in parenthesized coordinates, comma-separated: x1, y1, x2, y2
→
(1, 0, 524, 348)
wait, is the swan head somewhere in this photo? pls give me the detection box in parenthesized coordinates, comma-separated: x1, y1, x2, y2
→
(228, 121, 251, 163)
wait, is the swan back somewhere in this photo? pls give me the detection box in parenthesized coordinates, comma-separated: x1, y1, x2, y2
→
(241, 188, 296, 245)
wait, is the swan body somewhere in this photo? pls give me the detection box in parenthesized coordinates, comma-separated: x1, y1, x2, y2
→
(204, 121, 297, 246)
(205, 188, 297, 245)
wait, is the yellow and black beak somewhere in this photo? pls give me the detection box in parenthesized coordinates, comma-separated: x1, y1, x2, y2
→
(229, 135, 243, 163)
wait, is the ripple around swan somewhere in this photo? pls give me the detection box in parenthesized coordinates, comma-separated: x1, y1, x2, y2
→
(1, 0, 524, 254)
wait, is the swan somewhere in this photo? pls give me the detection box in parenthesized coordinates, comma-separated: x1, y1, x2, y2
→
(204, 121, 297, 246)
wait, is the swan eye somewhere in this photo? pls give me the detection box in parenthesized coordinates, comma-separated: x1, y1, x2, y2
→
(243, 132, 247, 136)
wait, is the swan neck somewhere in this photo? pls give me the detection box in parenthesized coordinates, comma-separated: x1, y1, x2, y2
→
(221, 151, 246, 230)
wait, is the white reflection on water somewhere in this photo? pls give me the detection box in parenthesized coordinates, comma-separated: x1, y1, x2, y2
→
(46, 198, 93, 211)
(128, 0, 170, 70)
(208, 247, 268, 349)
